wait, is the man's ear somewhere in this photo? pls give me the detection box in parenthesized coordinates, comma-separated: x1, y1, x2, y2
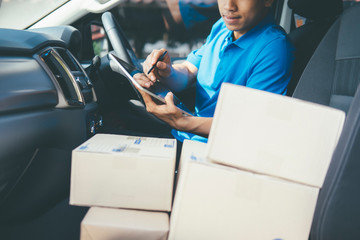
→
(265, 0, 275, 7)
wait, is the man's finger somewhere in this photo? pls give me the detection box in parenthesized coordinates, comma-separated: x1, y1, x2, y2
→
(164, 92, 176, 109)
(136, 88, 156, 107)
(136, 87, 149, 100)
(133, 73, 154, 88)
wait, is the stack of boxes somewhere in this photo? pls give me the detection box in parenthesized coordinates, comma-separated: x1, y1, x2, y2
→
(169, 83, 345, 239)
(70, 134, 176, 239)
(70, 83, 345, 239)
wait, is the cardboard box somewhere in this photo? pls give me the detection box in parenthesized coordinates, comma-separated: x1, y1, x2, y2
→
(81, 207, 169, 240)
(178, 139, 207, 172)
(174, 139, 207, 188)
(207, 83, 345, 187)
(169, 157, 319, 240)
(70, 134, 176, 211)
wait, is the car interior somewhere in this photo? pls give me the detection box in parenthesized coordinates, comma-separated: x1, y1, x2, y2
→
(290, 1, 360, 239)
(286, 0, 343, 96)
(0, 0, 360, 239)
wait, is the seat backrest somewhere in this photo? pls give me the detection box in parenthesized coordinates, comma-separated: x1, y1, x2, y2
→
(286, 0, 343, 96)
(310, 83, 360, 240)
(292, 3, 360, 114)
(291, 3, 360, 239)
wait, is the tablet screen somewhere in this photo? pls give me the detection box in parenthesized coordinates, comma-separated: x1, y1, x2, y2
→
(109, 53, 193, 116)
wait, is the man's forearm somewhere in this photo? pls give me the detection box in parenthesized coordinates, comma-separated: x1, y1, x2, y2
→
(174, 116, 213, 138)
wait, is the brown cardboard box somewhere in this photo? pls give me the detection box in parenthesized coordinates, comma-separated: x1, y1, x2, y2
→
(70, 134, 176, 211)
(81, 207, 169, 240)
(207, 83, 345, 187)
(178, 139, 207, 173)
(169, 156, 319, 240)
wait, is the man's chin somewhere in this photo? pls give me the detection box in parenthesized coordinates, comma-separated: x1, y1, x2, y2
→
(224, 24, 244, 33)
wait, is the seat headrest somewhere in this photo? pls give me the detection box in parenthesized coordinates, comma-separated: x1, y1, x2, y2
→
(288, 0, 343, 20)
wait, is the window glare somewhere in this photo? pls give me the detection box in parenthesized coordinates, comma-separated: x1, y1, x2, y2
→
(0, 0, 69, 29)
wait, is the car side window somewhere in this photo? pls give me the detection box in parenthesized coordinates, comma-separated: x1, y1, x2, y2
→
(113, 1, 219, 59)
(111, 1, 284, 60)
(91, 24, 109, 57)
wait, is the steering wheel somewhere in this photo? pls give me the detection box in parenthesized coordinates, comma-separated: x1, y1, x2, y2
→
(101, 12, 142, 70)
(101, 11, 170, 129)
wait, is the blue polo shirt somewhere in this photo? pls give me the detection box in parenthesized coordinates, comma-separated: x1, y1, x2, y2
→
(172, 13, 294, 142)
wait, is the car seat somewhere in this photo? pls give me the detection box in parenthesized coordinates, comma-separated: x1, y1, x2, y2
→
(292, 2, 359, 114)
(290, 3, 360, 239)
(286, 0, 343, 96)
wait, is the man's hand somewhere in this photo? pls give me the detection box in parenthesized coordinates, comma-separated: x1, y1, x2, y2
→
(133, 72, 184, 129)
(143, 48, 172, 83)
(133, 72, 155, 88)
(132, 74, 212, 137)
(133, 58, 210, 137)
(139, 48, 198, 92)
(133, 79, 189, 130)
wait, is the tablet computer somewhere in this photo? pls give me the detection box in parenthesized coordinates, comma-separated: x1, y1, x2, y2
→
(109, 53, 193, 116)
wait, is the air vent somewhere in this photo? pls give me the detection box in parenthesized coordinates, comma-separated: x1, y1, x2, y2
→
(39, 49, 84, 107)
(55, 48, 94, 103)
(55, 48, 81, 72)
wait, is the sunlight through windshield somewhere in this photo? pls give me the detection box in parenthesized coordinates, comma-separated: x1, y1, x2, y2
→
(0, 0, 69, 29)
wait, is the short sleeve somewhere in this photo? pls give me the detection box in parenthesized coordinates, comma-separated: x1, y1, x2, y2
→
(246, 36, 295, 95)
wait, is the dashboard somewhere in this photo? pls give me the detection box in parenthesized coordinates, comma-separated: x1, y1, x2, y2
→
(0, 26, 100, 222)
(0, 26, 95, 112)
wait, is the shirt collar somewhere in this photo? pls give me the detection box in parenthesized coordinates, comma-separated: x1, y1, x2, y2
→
(226, 13, 276, 49)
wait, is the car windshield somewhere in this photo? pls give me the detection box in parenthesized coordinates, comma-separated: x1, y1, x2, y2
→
(0, 0, 70, 29)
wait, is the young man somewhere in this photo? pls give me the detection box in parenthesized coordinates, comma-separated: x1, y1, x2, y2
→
(134, 0, 294, 143)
